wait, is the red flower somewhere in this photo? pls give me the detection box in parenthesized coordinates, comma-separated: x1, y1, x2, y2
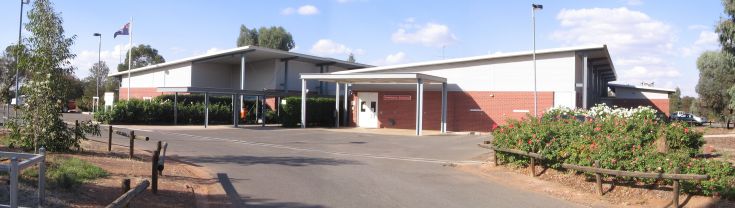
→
(528, 140, 532, 145)
(532, 134, 537, 139)
(594, 127, 601, 131)
(684, 128, 689, 133)
(509, 124, 514, 129)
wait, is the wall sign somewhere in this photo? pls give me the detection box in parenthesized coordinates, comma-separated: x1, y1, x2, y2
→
(384, 95, 412, 101)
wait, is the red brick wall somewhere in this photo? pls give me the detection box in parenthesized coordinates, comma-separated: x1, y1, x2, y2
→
(610, 99, 670, 116)
(351, 91, 554, 132)
(119, 87, 174, 100)
(265, 97, 277, 111)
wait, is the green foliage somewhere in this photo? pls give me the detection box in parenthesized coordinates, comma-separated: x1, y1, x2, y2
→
(669, 87, 682, 114)
(24, 157, 108, 189)
(236, 25, 295, 51)
(280, 97, 336, 127)
(117, 44, 165, 72)
(237, 25, 258, 47)
(696, 51, 735, 120)
(95, 98, 240, 125)
(348, 53, 356, 63)
(718, 0, 735, 54)
(7, 0, 99, 152)
(0, 45, 29, 102)
(154, 94, 238, 106)
(493, 105, 734, 197)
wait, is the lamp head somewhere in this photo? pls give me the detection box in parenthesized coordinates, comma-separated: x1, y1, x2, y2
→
(93, 33, 101, 37)
(22, 0, 30, 4)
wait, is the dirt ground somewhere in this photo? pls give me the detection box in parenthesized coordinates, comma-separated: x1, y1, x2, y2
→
(0, 138, 231, 207)
(460, 162, 735, 208)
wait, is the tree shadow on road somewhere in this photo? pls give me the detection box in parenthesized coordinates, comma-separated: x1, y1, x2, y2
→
(177, 155, 362, 167)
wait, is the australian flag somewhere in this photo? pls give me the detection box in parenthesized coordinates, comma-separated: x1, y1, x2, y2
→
(114, 22, 130, 38)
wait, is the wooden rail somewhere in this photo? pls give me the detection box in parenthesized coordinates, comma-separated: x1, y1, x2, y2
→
(106, 179, 150, 208)
(479, 142, 708, 208)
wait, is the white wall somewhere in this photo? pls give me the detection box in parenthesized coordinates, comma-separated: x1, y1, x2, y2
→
(192, 62, 234, 88)
(121, 62, 191, 88)
(614, 88, 669, 99)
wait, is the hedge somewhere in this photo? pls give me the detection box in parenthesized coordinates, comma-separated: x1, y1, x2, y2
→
(155, 94, 234, 106)
(280, 97, 337, 127)
(492, 104, 735, 198)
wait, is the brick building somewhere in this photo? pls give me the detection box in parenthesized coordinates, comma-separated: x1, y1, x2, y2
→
(301, 45, 674, 135)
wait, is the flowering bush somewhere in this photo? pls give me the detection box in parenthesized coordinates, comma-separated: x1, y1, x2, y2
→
(492, 104, 734, 197)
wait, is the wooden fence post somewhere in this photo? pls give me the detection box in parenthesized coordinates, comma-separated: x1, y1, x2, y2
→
(152, 150, 160, 194)
(594, 160, 603, 196)
(108, 126, 113, 152)
(529, 147, 536, 177)
(673, 167, 680, 208)
(493, 151, 499, 167)
(129, 131, 135, 159)
(121, 179, 130, 208)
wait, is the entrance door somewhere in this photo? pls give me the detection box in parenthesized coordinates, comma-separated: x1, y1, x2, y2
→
(357, 92, 379, 128)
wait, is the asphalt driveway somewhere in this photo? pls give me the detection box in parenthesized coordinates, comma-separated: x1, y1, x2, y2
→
(59, 113, 581, 208)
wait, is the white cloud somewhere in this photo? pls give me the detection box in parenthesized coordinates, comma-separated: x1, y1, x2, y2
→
(205, 48, 221, 55)
(624, 0, 643, 6)
(688, 24, 709, 30)
(681, 31, 719, 57)
(282, 5, 319, 16)
(551, 7, 681, 89)
(71, 43, 131, 78)
(384, 52, 406, 65)
(281, 8, 295, 15)
(309, 39, 363, 56)
(391, 20, 457, 47)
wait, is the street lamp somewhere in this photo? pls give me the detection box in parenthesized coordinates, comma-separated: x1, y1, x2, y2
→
(93, 33, 102, 112)
(532, 3, 543, 117)
(13, 0, 30, 117)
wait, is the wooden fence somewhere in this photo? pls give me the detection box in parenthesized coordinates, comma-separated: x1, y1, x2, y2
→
(478, 142, 708, 207)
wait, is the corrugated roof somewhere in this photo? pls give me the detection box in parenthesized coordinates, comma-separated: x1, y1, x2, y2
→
(333, 45, 612, 76)
(109, 45, 372, 77)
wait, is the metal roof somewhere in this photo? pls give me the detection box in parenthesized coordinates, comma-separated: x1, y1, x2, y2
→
(109, 45, 372, 77)
(300, 73, 446, 84)
(333, 44, 616, 81)
(608, 83, 676, 93)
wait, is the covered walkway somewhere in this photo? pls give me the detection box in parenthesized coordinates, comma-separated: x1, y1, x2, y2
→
(300, 73, 448, 136)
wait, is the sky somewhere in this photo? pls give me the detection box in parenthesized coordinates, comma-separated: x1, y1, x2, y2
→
(0, 0, 724, 96)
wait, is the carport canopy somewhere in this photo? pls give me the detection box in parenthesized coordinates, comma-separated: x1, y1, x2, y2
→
(300, 73, 448, 136)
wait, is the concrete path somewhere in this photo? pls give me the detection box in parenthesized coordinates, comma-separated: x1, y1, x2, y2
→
(61, 113, 582, 208)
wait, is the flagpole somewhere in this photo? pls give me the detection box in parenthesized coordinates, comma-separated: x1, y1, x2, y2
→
(127, 17, 133, 100)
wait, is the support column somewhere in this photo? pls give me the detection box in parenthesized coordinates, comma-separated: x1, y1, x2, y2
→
(441, 82, 447, 133)
(204, 92, 209, 128)
(416, 79, 424, 136)
(174, 92, 178, 125)
(240, 53, 246, 126)
(301, 79, 307, 128)
(261, 95, 266, 127)
(283, 60, 289, 92)
(582, 54, 589, 109)
(232, 94, 238, 127)
(319, 66, 324, 95)
(335, 83, 340, 128)
(343, 83, 349, 127)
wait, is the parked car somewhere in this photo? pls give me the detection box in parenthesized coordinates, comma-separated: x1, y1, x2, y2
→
(670, 113, 703, 126)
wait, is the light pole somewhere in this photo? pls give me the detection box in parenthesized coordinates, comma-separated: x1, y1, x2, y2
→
(93, 33, 102, 112)
(13, 0, 30, 117)
(532, 3, 543, 117)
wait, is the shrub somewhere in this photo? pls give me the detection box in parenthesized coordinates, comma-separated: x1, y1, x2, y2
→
(95, 99, 233, 125)
(23, 157, 108, 189)
(492, 104, 735, 197)
(280, 97, 337, 127)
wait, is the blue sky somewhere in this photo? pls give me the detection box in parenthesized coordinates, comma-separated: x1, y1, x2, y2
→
(0, 0, 724, 96)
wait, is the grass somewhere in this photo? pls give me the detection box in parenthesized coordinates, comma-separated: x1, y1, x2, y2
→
(23, 156, 108, 189)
